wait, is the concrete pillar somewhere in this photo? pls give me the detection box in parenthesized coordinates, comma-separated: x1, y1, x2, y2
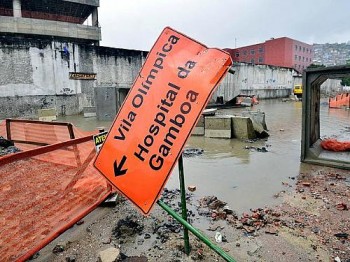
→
(13, 0, 22, 17)
(92, 7, 98, 27)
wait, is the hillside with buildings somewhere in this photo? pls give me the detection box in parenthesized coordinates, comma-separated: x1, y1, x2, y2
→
(313, 42, 350, 66)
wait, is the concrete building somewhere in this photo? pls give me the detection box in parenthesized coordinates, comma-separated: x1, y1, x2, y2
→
(225, 37, 314, 73)
(0, 0, 101, 45)
(213, 63, 300, 102)
(0, 0, 147, 119)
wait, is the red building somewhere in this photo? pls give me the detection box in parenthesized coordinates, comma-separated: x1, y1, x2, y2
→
(225, 37, 313, 73)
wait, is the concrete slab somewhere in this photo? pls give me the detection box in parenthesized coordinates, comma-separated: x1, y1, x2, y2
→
(192, 115, 205, 136)
(231, 116, 256, 139)
(205, 115, 232, 138)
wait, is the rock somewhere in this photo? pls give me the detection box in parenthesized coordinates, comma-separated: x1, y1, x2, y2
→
(0, 136, 14, 148)
(214, 232, 222, 243)
(76, 220, 84, 225)
(243, 226, 255, 234)
(98, 247, 120, 262)
(235, 222, 244, 229)
(183, 148, 204, 157)
(302, 182, 311, 187)
(334, 233, 348, 239)
(65, 255, 76, 262)
(52, 243, 66, 254)
(29, 252, 40, 259)
(208, 199, 227, 210)
(207, 224, 221, 231)
(335, 202, 348, 210)
(188, 186, 196, 192)
(113, 216, 144, 237)
(265, 226, 278, 235)
(223, 205, 235, 215)
(102, 237, 112, 244)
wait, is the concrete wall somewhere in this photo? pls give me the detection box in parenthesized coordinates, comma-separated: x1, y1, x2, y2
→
(0, 37, 147, 118)
(0, 16, 101, 42)
(213, 63, 297, 101)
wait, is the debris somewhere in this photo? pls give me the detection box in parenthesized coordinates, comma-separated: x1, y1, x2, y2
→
(214, 232, 222, 243)
(0, 136, 14, 148)
(334, 256, 341, 262)
(76, 220, 84, 225)
(335, 203, 348, 210)
(183, 148, 204, 157)
(65, 255, 76, 262)
(188, 185, 196, 192)
(208, 199, 227, 210)
(52, 243, 66, 254)
(301, 182, 311, 187)
(265, 226, 278, 235)
(334, 233, 348, 239)
(98, 247, 120, 262)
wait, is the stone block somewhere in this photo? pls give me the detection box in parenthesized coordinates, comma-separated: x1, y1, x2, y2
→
(205, 115, 232, 138)
(231, 116, 256, 139)
(98, 247, 120, 262)
(192, 115, 204, 136)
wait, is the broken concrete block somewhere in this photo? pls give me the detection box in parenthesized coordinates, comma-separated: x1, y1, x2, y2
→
(205, 115, 232, 138)
(192, 115, 205, 136)
(231, 116, 256, 139)
(98, 247, 120, 262)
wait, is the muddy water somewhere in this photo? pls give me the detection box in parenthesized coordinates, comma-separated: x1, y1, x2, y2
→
(58, 99, 350, 213)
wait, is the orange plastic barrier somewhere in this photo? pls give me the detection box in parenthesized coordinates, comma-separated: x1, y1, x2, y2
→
(329, 93, 350, 108)
(321, 139, 350, 151)
(0, 120, 112, 261)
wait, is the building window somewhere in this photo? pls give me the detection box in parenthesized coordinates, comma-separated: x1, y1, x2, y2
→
(258, 57, 263, 63)
(258, 47, 264, 53)
(306, 48, 309, 53)
(243, 50, 247, 55)
(303, 47, 305, 52)
(306, 58, 308, 62)
(251, 58, 255, 64)
(235, 52, 239, 58)
(295, 45, 298, 51)
(295, 64, 297, 68)
(295, 55, 298, 60)
(303, 57, 305, 62)
(299, 46, 301, 51)
(250, 49, 255, 55)
(299, 56, 301, 61)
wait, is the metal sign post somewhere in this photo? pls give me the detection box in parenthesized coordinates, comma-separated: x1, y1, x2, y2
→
(157, 154, 236, 262)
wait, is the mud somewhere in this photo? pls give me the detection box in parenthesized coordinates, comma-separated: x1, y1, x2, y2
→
(32, 164, 349, 262)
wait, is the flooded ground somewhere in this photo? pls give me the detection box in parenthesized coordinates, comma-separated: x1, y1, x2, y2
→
(58, 99, 350, 214)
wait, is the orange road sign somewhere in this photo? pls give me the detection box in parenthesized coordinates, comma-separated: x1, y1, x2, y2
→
(94, 27, 232, 214)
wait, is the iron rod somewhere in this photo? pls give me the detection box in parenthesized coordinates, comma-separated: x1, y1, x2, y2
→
(178, 154, 190, 254)
(157, 200, 236, 262)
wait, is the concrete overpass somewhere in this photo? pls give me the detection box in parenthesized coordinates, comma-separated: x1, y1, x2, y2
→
(0, 0, 100, 44)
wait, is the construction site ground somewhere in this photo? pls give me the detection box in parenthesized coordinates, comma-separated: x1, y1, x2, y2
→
(33, 164, 350, 262)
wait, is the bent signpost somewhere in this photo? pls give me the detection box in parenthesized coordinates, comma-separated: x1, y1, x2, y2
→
(94, 27, 232, 214)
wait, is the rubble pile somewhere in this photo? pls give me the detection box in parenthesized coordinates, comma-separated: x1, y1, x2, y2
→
(0, 136, 20, 156)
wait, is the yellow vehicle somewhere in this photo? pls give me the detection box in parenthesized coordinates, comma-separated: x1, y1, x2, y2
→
(293, 84, 303, 98)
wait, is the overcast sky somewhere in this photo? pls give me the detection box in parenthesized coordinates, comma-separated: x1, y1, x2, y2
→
(97, 0, 350, 51)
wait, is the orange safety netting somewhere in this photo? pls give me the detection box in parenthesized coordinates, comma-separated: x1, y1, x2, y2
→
(321, 139, 350, 152)
(329, 93, 350, 109)
(0, 120, 112, 262)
